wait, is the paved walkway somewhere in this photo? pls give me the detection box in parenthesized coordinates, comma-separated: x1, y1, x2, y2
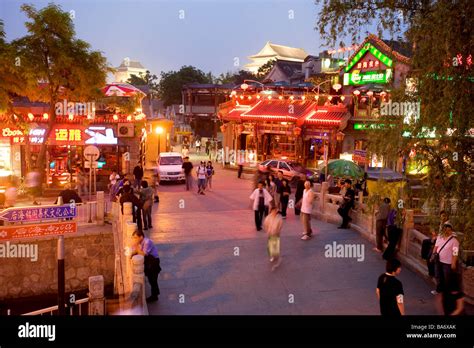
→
(146, 156, 439, 315)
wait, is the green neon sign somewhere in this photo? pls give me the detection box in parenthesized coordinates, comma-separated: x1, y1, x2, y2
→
(343, 69, 392, 85)
(345, 43, 393, 72)
(353, 123, 386, 130)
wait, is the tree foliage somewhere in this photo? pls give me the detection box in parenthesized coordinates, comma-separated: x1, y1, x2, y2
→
(9, 4, 109, 175)
(257, 59, 276, 78)
(157, 65, 212, 106)
(316, 0, 474, 250)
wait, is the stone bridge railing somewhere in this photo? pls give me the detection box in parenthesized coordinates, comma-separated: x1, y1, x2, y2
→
(111, 202, 148, 315)
(312, 182, 474, 304)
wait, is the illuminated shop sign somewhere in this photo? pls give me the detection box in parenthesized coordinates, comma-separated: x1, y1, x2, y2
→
(1, 127, 46, 144)
(345, 43, 393, 72)
(343, 69, 392, 85)
(85, 127, 117, 145)
(55, 128, 82, 142)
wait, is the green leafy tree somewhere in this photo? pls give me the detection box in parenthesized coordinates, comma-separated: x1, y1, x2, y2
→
(257, 59, 276, 78)
(157, 65, 212, 106)
(11, 4, 109, 178)
(316, 0, 474, 251)
(0, 19, 24, 113)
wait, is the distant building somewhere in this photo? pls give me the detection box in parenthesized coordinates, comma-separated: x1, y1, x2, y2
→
(114, 58, 147, 83)
(245, 42, 308, 74)
(264, 60, 303, 84)
(181, 84, 235, 138)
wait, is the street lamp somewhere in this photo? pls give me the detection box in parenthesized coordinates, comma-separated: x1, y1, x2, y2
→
(155, 126, 164, 155)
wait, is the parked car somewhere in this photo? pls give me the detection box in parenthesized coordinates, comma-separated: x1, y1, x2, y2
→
(156, 152, 185, 184)
(258, 159, 317, 184)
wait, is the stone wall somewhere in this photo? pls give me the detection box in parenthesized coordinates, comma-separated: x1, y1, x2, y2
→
(0, 226, 114, 300)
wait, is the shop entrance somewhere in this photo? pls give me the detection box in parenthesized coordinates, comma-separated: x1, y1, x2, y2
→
(262, 133, 296, 160)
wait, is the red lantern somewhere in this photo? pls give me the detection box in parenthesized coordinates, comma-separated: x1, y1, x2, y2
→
(238, 124, 245, 133)
(220, 124, 227, 132)
(294, 127, 302, 136)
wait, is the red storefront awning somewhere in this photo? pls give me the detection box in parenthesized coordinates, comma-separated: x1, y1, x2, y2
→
(240, 100, 314, 122)
(297, 106, 349, 127)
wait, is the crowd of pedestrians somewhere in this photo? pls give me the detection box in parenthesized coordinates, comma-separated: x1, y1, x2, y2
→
(247, 164, 465, 316)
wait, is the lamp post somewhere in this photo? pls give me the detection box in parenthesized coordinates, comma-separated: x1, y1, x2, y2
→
(155, 126, 164, 156)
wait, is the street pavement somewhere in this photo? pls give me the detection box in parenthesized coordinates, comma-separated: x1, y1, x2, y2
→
(146, 152, 440, 315)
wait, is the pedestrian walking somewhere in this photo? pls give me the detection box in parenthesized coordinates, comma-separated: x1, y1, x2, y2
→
(205, 161, 214, 191)
(196, 161, 207, 195)
(140, 180, 154, 230)
(152, 165, 160, 203)
(131, 229, 162, 303)
(382, 208, 403, 260)
(337, 179, 355, 229)
(195, 139, 201, 154)
(205, 139, 211, 156)
(249, 181, 273, 231)
(25, 168, 41, 205)
(274, 171, 284, 212)
(376, 258, 405, 316)
(133, 163, 144, 189)
(294, 174, 305, 216)
(238, 157, 244, 179)
(440, 272, 465, 315)
(109, 170, 120, 193)
(431, 223, 459, 295)
(429, 211, 451, 295)
(280, 179, 291, 219)
(300, 180, 315, 240)
(4, 177, 18, 208)
(374, 197, 391, 253)
(266, 174, 277, 199)
(264, 201, 283, 271)
(76, 168, 87, 197)
(182, 157, 194, 191)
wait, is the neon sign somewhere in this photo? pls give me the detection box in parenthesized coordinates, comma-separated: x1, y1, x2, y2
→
(345, 43, 393, 72)
(343, 69, 392, 85)
(55, 128, 82, 142)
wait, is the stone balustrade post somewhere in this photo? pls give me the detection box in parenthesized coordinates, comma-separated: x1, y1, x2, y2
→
(124, 221, 138, 294)
(131, 255, 147, 314)
(96, 191, 105, 226)
(88, 275, 105, 315)
(320, 182, 328, 221)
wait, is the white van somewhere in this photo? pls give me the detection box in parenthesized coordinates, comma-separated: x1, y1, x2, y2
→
(157, 152, 185, 183)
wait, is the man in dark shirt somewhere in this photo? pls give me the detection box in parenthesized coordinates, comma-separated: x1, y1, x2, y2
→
(376, 258, 405, 316)
(131, 229, 162, 302)
(120, 185, 143, 230)
(133, 163, 144, 189)
(337, 179, 355, 229)
(182, 157, 194, 191)
(56, 184, 83, 205)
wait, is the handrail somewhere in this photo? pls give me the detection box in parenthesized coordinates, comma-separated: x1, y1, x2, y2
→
(21, 297, 89, 316)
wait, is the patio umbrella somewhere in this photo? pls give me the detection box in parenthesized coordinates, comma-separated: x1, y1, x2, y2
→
(318, 159, 365, 179)
(102, 83, 146, 97)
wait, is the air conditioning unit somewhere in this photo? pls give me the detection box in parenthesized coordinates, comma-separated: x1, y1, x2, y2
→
(117, 123, 134, 137)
